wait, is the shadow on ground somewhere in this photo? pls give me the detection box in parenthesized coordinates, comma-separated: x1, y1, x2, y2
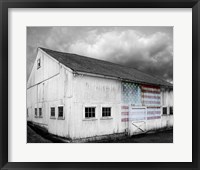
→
(27, 123, 173, 143)
(91, 130, 173, 143)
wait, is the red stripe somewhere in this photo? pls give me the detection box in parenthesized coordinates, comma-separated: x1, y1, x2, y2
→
(121, 112, 129, 115)
(142, 95, 160, 99)
(121, 118, 129, 122)
(121, 106, 129, 109)
(147, 116, 161, 120)
(142, 90, 160, 94)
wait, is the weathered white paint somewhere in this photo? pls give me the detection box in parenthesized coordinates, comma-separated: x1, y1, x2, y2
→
(27, 49, 173, 141)
(160, 88, 173, 129)
(27, 49, 60, 89)
(70, 75, 122, 139)
(161, 88, 173, 107)
(128, 106, 147, 135)
(27, 49, 72, 138)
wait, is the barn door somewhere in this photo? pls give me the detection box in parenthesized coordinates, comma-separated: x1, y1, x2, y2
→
(128, 106, 147, 135)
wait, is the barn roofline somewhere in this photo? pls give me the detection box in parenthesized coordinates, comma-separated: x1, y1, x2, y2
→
(37, 47, 173, 88)
(73, 71, 173, 89)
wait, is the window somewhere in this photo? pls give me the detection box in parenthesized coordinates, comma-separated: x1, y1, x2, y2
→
(50, 107, 55, 117)
(39, 108, 42, 117)
(35, 108, 37, 117)
(85, 107, 95, 118)
(163, 107, 167, 115)
(102, 107, 111, 117)
(58, 106, 64, 118)
(37, 58, 41, 69)
(170, 107, 173, 115)
(27, 109, 29, 117)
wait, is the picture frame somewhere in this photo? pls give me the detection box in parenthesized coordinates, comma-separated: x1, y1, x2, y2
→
(0, 0, 199, 169)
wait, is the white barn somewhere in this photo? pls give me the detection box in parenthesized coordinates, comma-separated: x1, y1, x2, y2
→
(27, 47, 173, 142)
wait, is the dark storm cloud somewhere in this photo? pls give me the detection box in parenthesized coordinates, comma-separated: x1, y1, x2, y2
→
(27, 26, 173, 83)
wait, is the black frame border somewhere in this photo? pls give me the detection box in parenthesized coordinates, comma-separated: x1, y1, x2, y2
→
(0, 0, 199, 169)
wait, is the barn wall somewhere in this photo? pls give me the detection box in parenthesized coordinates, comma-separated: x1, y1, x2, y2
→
(27, 51, 73, 138)
(70, 75, 122, 139)
(27, 85, 37, 121)
(69, 78, 173, 139)
(27, 49, 60, 88)
(161, 88, 173, 106)
(161, 88, 173, 129)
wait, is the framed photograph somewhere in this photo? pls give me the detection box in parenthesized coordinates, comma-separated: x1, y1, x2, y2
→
(0, 0, 199, 169)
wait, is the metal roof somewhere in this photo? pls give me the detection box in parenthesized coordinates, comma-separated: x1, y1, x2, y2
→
(40, 47, 172, 87)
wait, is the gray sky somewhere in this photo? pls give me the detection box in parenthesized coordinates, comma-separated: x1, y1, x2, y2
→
(27, 26, 173, 83)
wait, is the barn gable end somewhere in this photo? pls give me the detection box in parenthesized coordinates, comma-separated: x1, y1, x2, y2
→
(27, 48, 73, 138)
(27, 48, 60, 89)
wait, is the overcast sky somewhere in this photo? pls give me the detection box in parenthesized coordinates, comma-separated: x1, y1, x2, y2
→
(27, 26, 173, 83)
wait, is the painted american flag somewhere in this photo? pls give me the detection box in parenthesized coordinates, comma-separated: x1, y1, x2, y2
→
(121, 82, 142, 105)
(129, 107, 146, 121)
(121, 105, 146, 122)
(147, 106, 161, 120)
(141, 84, 161, 120)
(121, 105, 129, 122)
(141, 84, 161, 106)
(121, 83, 162, 122)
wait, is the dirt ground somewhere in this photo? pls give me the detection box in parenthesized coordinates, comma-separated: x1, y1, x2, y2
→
(27, 126, 51, 143)
(97, 130, 173, 143)
(27, 124, 173, 143)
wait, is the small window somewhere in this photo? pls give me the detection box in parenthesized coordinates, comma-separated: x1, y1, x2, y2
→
(37, 58, 41, 69)
(35, 108, 37, 117)
(102, 107, 111, 117)
(85, 107, 95, 118)
(50, 107, 55, 117)
(170, 106, 173, 115)
(163, 107, 167, 115)
(58, 106, 64, 118)
(39, 108, 42, 117)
